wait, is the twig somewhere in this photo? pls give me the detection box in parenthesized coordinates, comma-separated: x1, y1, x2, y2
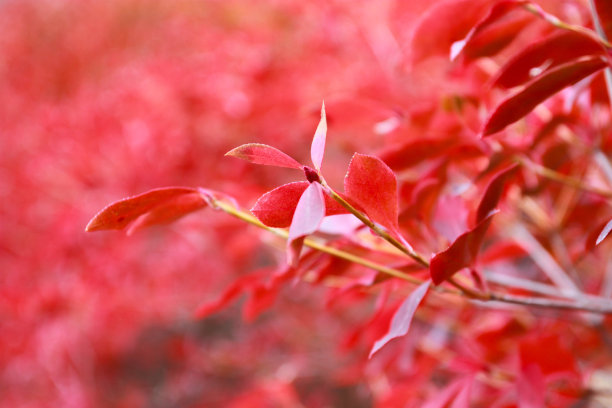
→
(210, 198, 612, 314)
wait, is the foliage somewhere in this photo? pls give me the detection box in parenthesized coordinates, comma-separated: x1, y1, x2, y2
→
(5, 0, 612, 406)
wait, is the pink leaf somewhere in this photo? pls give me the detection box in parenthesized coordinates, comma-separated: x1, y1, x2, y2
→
(225, 143, 302, 169)
(596, 218, 612, 246)
(251, 182, 347, 228)
(430, 210, 498, 285)
(492, 31, 608, 89)
(422, 378, 473, 408)
(482, 56, 608, 135)
(287, 182, 326, 265)
(310, 101, 327, 171)
(517, 364, 546, 408)
(85, 187, 206, 232)
(344, 153, 400, 237)
(409, 0, 491, 64)
(369, 280, 430, 358)
(475, 164, 518, 224)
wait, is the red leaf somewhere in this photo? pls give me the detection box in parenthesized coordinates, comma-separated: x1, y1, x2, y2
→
(287, 182, 326, 265)
(482, 56, 609, 135)
(310, 101, 327, 171)
(85, 187, 206, 232)
(251, 182, 347, 228)
(517, 364, 546, 408)
(430, 210, 498, 285)
(422, 378, 473, 408)
(460, 12, 534, 62)
(475, 164, 518, 224)
(193, 271, 265, 319)
(409, 0, 491, 64)
(225, 143, 302, 169)
(594, 0, 612, 41)
(126, 192, 208, 235)
(379, 137, 456, 171)
(369, 280, 430, 357)
(492, 31, 608, 89)
(344, 153, 400, 237)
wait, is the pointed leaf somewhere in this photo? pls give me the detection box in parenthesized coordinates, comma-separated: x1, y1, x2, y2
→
(369, 280, 430, 357)
(596, 218, 612, 246)
(476, 164, 518, 224)
(225, 143, 302, 169)
(344, 153, 400, 236)
(251, 182, 347, 228)
(422, 378, 473, 408)
(492, 31, 608, 89)
(85, 187, 206, 232)
(594, 0, 612, 41)
(310, 101, 327, 171)
(287, 182, 326, 265)
(409, 0, 491, 64)
(194, 270, 266, 319)
(450, 0, 527, 60)
(430, 210, 498, 285)
(379, 137, 456, 171)
(482, 56, 608, 135)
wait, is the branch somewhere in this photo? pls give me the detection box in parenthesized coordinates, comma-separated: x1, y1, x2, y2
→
(209, 197, 612, 314)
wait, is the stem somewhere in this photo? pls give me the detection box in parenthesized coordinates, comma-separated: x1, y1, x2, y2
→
(209, 197, 612, 314)
(324, 187, 430, 267)
(518, 157, 612, 199)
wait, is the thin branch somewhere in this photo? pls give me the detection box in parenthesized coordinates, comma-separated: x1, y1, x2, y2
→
(518, 157, 612, 199)
(209, 197, 612, 314)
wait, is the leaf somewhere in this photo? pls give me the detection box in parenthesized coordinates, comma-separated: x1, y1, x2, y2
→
(422, 378, 473, 408)
(344, 153, 400, 237)
(450, 0, 527, 60)
(379, 137, 456, 171)
(409, 0, 491, 64)
(251, 181, 347, 228)
(492, 31, 608, 89)
(225, 143, 303, 169)
(475, 164, 519, 224)
(430, 210, 498, 285)
(193, 271, 265, 319)
(287, 182, 326, 266)
(596, 218, 612, 246)
(594, 0, 612, 41)
(85, 187, 206, 232)
(459, 12, 534, 62)
(369, 280, 430, 358)
(310, 101, 327, 171)
(516, 364, 545, 408)
(482, 56, 608, 135)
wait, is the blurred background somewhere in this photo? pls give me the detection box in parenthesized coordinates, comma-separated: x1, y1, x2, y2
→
(3, 0, 607, 406)
(0, 0, 424, 406)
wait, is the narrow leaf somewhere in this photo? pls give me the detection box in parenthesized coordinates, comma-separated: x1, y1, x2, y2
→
(344, 153, 400, 237)
(127, 192, 208, 235)
(225, 143, 302, 169)
(476, 164, 518, 224)
(287, 182, 326, 265)
(450, 0, 526, 60)
(596, 218, 612, 246)
(482, 56, 608, 135)
(251, 181, 347, 228)
(379, 138, 456, 171)
(594, 0, 612, 41)
(409, 0, 491, 64)
(85, 187, 205, 232)
(369, 280, 430, 357)
(430, 210, 498, 285)
(310, 101, 327, 171)
(492, 31, 608, 89)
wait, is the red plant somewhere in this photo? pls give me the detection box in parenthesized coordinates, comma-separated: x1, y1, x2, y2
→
(6, 0, 612, 406)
